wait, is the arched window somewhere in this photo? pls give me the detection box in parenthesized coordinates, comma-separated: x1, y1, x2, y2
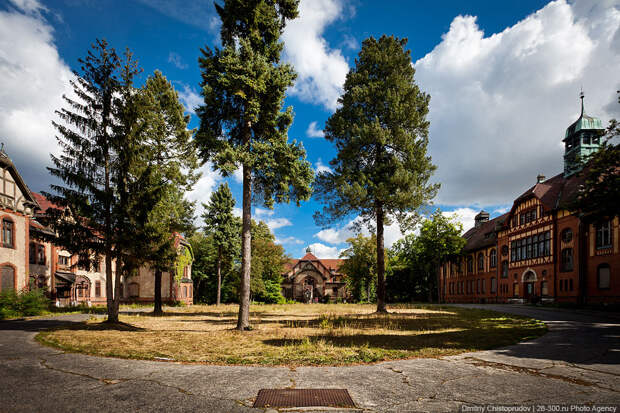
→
(541, 281, 548, 296)
(477, 253, 485, 271)
(490, 277, 497, 293)
(598, 264, 610, 289)
(561, 248, 573, 272)
(489, 249, 497, 268)
(467, 256, 473, 273)
(2, 218, 14, 248)
(561, 228, 573, 243)
(1, 265, 15, 291)
(183, 286, 187, 298)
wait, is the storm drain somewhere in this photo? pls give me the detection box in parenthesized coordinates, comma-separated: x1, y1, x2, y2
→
(253, 389, 356, 408)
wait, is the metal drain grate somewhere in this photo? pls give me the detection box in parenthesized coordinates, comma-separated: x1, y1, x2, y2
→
(253, 388, 356, 408)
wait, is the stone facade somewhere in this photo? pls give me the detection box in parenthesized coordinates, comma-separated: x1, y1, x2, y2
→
(281, 249, 347, 302)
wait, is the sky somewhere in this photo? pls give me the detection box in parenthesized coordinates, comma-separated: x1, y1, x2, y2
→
(1, 0, 619, 258)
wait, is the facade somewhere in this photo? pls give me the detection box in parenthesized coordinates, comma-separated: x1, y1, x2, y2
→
(440, 97, 619, 305)
(281, 248, 348, 302)
(0, 149, 193, 306)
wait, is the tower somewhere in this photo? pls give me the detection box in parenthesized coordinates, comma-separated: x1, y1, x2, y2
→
(563, 91, 605, 177)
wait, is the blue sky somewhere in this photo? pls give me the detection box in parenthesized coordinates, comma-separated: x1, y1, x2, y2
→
(1, 0, 619, 258)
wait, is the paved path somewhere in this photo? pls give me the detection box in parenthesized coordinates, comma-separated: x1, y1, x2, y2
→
(0, 305, 619, 412)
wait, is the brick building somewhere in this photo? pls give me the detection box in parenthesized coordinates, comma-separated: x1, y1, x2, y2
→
(440, 97, 618, 305)
(0, 149, 193, 306)
(281, 248, 348, 302)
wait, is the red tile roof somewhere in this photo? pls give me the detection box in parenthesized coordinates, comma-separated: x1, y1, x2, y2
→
(32, 192, 60, 213)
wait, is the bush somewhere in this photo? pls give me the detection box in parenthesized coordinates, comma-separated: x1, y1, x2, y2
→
(254, 280, 286, 304)
(0, 289, 49, 319)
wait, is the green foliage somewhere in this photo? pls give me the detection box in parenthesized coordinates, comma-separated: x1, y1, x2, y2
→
(175, 245, 194, 281)
(390, 210, 465, 302)
(0, 289, 49, 319)
(339, 234, 379, 303)
(253, 280, 286, 304)
(202, 183, 237, 252)
(250, 220, 287, 303)
(314, 35, 438, 230)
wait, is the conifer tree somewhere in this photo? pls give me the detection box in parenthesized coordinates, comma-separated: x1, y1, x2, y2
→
(314, 36, 438, 313)
(196, 0, 313, 330)
(202, 183, 238, 306)
(42, 40, 149, 323)
(137, 70, 198, 315)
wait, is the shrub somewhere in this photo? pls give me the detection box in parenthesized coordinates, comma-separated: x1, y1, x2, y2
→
(0, 289, 49, 319)
(254, 280, 286, 304)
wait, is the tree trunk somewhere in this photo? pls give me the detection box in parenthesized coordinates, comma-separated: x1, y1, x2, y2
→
(216, 245, 222, 306)
(376, 203, 387, 313)
(237, 124, 252, 330)
(154, 268, 163, 315)
(105, 253, 116, 322)
(113, 257, 121, 321)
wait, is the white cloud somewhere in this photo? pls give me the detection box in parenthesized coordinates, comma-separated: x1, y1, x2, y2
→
(414, 0, 620, 206)
(306, 121, 325, 138)
(282, 0, 350, 110)
(314, 158, 332, 174)
(304, 243, 343, 259)
(167, 52, 187, 69)
(233, 167, 243, 183)
(441, 207, 479, 233)
(276, 236, 304, 245)
(176, 83, 202, 114)
(232, 207, 242, 218)
(493, 206, 509, 214)
(0, 3, 74, 190)
(255, 207, 274, 217)
(315, 215, 409, 248)
(263, 217, 292, 231)
(340, 33, 358, 50)
(186, 162, 223, 220)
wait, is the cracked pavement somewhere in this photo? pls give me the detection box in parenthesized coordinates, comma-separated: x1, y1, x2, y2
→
(0, 305, 619, 412)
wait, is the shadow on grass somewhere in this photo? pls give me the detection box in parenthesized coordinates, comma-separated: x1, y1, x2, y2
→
(262, 326, 546, 352)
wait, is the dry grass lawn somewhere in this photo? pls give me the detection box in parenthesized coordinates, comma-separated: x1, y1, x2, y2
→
(37, 303, 546, 366)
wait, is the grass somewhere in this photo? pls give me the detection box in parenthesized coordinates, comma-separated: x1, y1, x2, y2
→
(36, 303, 547, 366)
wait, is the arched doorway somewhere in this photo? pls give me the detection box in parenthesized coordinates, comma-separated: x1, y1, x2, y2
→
(522, 270, 537, 301)
(0, 265, 15, 292)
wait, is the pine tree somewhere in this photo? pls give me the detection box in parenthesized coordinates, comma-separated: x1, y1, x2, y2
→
(202, 183, 238, 306)
(196, 0, 313, 330)
(314, 36, 438, 313)
(137, 70, 198, 315)
(42, 40, 150, 323)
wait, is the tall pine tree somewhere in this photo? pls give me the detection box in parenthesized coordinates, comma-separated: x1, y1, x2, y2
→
(314, 36, 438, 313)
(137, 70, 198, 315)
(43, 40, 153, 322)
(202, 183, 238, 306)
(196, 0, 313, 330)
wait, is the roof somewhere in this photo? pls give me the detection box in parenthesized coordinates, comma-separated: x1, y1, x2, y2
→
(32, 192, 60, 214)
(0, 150, 39, 208)
(462, 213, 507, 252)
(284, 253, 345, 279)
(513, 171, 586, 212)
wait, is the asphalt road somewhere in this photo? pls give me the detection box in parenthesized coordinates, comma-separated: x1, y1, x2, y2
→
(0, 305, 618, 412)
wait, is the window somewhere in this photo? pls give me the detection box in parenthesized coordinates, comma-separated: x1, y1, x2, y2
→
(596, 221, 612, 248)
(519, 209, 537, 225)
(482, 279, 486, 293)
(58, 255, 70, 266)
(513, 283, 519, 297)
(478, 253, 484, 271)
(2, 219, 14, 248)
(29, 242, 37, 264)
(541, 281, 548, 296)
(490, 249, 497, 268)
(491, 277, 497, 293)
(0, 265, 15, 292)
(37, 245, 45, 265)
(597, 264, 610, 289)
(467, 256, 473, 273)
(477, 279, 480, 293)
(501, 260, 508, 278)
(183, 286, 187, 298)
(501, 245, 508, 256)
(510, 231, 551, 262)
(569, 279, 573, 291)
(561, 248, 573, 272)
(95, 281, 101, 297)
(561, 228, 573, 243)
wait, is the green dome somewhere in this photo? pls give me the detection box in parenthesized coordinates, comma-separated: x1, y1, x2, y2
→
(564, 96, 604, 139)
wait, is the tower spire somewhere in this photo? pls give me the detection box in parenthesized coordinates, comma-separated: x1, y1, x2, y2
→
(580, 87, 585, 117)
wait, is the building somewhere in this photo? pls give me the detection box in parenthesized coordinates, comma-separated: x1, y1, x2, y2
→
(0, 148, 193, 306)
(440, 96, 618, 305)
(281, 248, 348, 302)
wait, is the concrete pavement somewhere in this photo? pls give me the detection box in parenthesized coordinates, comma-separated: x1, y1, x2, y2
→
(0, 305, 618, 412)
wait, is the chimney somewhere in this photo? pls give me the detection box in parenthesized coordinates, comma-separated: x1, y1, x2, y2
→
(537, 174, 546, 184)
(474, 210, 489, 228)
